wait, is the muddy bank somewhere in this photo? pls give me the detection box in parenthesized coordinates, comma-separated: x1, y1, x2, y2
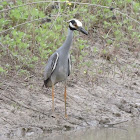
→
(0, 62, 140, 139)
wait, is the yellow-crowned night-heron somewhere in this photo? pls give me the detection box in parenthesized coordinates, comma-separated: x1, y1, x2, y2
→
(44, 19, 88, 117)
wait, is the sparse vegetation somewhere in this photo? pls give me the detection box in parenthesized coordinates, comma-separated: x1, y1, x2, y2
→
(0, 0, 139, 79)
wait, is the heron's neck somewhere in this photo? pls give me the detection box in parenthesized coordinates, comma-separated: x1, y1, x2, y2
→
(61, 28, 73, 53)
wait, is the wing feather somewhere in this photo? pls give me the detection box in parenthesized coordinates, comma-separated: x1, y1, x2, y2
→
(44, 52, 59, 81)
(68, 54, 72, 76)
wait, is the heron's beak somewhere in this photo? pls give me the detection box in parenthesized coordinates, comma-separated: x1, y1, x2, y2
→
(78, 27, 88, 35)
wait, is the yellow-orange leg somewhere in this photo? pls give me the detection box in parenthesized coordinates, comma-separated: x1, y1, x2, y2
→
(64, 85, 67, 118)
(52, 84, 54, 112)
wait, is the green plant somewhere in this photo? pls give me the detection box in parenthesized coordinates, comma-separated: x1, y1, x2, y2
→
(0, 66, 6, 74)
(0, 0, 139, 81)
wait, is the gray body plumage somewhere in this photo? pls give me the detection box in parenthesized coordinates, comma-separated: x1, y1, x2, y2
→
(44, 28, 73, 87)
(43, 19, 88, 117)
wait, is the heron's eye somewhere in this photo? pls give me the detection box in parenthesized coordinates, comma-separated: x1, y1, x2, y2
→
(73, 23, 78, 28)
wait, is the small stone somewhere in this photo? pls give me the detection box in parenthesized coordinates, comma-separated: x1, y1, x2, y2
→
(133, 82, 137, 85)
(131, 108, 139, 117)
(99, 117, 110, 124)
(135, 103, 140, 108)
(114, 112, 121, 117)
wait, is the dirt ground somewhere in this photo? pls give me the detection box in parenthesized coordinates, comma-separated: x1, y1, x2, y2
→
(0, 40, 140, 139)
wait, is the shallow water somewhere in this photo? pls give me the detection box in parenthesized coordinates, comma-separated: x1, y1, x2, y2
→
(1, 121, 140, 140)
(39, 122, 140, 140)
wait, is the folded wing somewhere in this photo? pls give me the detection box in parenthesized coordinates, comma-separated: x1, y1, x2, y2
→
(44, 52, 59, 81)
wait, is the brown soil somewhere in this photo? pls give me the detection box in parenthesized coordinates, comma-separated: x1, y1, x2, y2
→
(0, 38, 140, 139)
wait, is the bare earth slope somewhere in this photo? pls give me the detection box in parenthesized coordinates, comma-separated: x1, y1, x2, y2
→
(0, 42, 140, 139)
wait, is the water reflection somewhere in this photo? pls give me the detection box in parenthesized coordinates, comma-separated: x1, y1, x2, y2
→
(39, 122, 140, 140)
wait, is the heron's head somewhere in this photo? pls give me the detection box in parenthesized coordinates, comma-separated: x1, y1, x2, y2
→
(68, 19, 88, 35)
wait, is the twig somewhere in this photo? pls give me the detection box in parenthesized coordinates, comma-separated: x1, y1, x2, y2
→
(0, 16, 51, 35)
(0, 42, 5, 48)
(0, 12, 79, 34)
(0, 1, 110, 13)
(115, 10, 140, 25)
(67, 94, 87, 110)
(106, 120, 128, 127)
(1, 94, 49, 116)
(50, 13, 60, 30)
(15, 123, 63, 131)
(106, 27, 113, 37)
(61, 115, 84, 127)
(24, 75, 34, 81)
(0, 1, 139, 24)
(1, 117, 14, 125)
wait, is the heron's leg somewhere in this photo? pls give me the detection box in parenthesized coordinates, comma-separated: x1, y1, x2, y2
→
(52, 84, 55, 112)
(64, 84, 67, 118)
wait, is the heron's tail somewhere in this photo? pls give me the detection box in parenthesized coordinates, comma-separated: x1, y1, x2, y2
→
(43, 79, 49, 88)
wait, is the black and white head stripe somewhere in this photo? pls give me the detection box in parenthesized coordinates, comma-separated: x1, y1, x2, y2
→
(67, 19, 88, 35)
(68, 19, 82, 30)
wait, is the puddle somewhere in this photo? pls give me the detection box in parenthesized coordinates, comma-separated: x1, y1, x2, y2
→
(39, 122, 140, 140)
